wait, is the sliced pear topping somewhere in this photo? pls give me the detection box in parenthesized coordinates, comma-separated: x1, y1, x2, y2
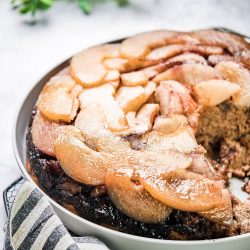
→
(37, 75, 79, 123)
(153, 115, 188, 134)
(146, 44, 223, 61)
(54, 132, 110, 185)
(79, 84, 128, 132)
(184, 45, 224, 56)
(120, 30, 177, 60)
(136, 104, 159, 128)
(194, 79, 240, 106)
(138, 169, 223, 212)
(75, 106, 192, 173)
(56, 122, 192, 186)
(153, 64, 221, 85)
(208, 54, 243, 67)
(141, 54, 207, 80)
(155, 81, 197, 116)
(188, 154, 218, 179)
(121, 71, 148, 86)
(70, 44, 120, 87)
(70, 84, 83, 98)
(116, 86, 145, 113)
(215, 61, 250, 106)
(116, 82, 156, 113)
(121, 104, 159, 136)
(105, 169, 172, 223)
(104, 58, 129, 72)
(104, 70, 120, 83)
(167, 53, 207, 65)
(75, 103, 106, 132)
(143, 127, 197, 154)
(198, 189, 233, 225)
(146, 44, 184, 61)
(141, 62, 172, 79)
(32, 112, 83, 156)
(32, 112, 61, 156)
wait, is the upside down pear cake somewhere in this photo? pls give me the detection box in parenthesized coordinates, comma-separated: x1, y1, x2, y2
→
(27, 29, 250, 240)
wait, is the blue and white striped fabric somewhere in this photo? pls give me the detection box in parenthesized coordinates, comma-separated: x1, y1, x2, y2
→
(4, 182, 109, 250)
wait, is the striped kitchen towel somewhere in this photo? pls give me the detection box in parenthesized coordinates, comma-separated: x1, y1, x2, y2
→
(4, 181, 110, 250)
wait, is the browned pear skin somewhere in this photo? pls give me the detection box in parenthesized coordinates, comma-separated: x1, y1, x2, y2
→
(106, 169, 172, 223)
(153, 64, 221, 86)
(194, 79, 240, 106)
(215, 61, 250, 106)
(198, 189, 233, 225)
(70, 44, 120, 87)
(138, 170, 224, 212)
(37, 75, 79, 123)
(54, 132, 110, 185)
(32, 112, 61, 156)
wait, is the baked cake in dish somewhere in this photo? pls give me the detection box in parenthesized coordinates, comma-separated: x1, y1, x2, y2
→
(26, 29, 250, 240)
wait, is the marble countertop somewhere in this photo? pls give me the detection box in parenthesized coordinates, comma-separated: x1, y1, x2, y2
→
(0, 0, 249, 247)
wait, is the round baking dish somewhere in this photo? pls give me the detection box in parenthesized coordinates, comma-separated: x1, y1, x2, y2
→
(13, 29, 250, 250)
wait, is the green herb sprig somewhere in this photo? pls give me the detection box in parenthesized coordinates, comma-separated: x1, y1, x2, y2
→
(11, 0, 129, 16)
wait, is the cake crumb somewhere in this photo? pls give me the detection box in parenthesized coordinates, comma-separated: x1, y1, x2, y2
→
(234, 201, 250, 234)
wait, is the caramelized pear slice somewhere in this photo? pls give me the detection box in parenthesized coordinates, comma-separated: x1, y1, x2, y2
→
(105, 169, 172, 223)
(141, 54, 207, 81)
(56, 124, 192, 186)
(198, 189, 233, 225)
(194, 79, 240, 106)
(143, 127, 197, 154)
(121, 71, 148, 86)
(116, 82, 156, 113)
(116, 86, 146, 113)
(141, 62, 173, 79)
(104, 70, 120, 83)
(184, 45, 224, 55)
(104, 58, 129, 72)
(153, 115, 188, 134)
(208, 54, 243, 67)
(146, 44, 222, 61)
(70, 44, 120, 87)
(54, 132, 110, 185)
(75, 106, 192, 173)
(146, 44, 184, 61)
(154, 80, 197, 116)
(136, 104, 159, 129)
(32, 111, 84, 157)
(138, 169, 223, 212)
(121, 104, 159, 135)
(188, 154, 218, 179)
(79, 84, 128, 132)
(167, 53, 207, 65)
(37, 75, 78, 123)
(120, 30, 177, 60)
(32, 112, 61, 156)
(191, 29, 250, 68)
(215, 61, 250, 106)
(153, 64, 221, 85)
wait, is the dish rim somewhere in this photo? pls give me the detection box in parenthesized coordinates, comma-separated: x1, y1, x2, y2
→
(12, 28, 250, 246)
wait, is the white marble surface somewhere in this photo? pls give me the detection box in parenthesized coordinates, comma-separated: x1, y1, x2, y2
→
(0, 0, 249, 247)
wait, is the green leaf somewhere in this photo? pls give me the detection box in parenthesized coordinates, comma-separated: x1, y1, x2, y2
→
(40, 0, 53, 6)
(11, 0, 129, 17)
(78, 0, 92, 14)
(115, 0, 129, 6)
(38, 0, 53, 10)
(31, 2, 37, 15)
(19, 4, 31, 14)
